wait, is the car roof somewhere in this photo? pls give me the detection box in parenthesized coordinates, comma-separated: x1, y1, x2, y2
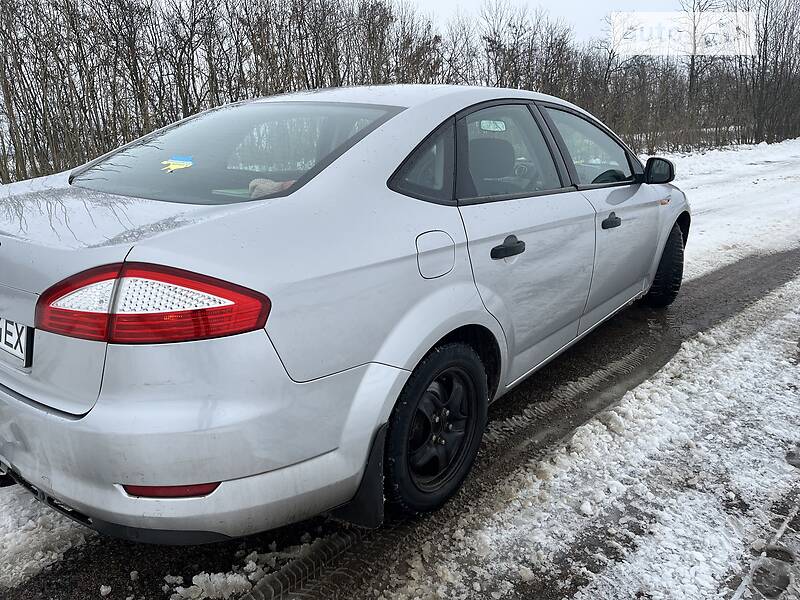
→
(252, 84, 571, 111)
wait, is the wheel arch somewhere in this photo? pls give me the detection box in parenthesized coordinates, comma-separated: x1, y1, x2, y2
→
(648, 207, 691, 283)
(334, 319, 506, 528)
(372, 280, 509, 410)
(426, 324, 503, 401)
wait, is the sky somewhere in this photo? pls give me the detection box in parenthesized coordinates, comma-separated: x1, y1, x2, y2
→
(407, 0, 682, 42)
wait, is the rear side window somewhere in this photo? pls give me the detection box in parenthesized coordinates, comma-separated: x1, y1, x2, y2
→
(71, 102, 402, 205)
(544, 108, 634, 186)
(457, 104, 562, 200)
(389, 120, 455, 203)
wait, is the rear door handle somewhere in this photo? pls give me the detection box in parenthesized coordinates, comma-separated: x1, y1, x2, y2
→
(601, 212, 622, 229)
(491, 235, 526, 260)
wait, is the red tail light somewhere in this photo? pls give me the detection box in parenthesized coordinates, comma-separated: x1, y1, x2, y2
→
(36, 263, 270, 344)
(36, 264, 121, 342)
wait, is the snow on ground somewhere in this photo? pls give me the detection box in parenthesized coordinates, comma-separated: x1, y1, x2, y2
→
(381, 269, 800, 600)
(366, 139, 800, 599)
(0, 485, 89, 587)
(165, 536, 329, 599)
(656, 138, 800, 280)
(1, 139, 799, 594)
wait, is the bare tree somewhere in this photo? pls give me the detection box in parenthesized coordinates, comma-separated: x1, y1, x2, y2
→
(2, 0, 800, 183)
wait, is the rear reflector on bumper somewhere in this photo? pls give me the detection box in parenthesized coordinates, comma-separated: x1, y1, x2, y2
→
(123, 482, 220, 498)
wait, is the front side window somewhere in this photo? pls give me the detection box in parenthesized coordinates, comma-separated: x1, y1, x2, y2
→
(457, 104, 562, 200)
(544, 108, 633, 186)
(389, 120, 454, 202)
(72, 102, 401, 205)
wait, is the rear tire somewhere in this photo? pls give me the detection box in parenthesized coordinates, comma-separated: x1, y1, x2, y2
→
(385, 343, 488, 514)
(644, 223, 684, 308)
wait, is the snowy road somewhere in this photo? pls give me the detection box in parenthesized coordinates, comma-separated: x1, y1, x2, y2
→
(373, 265, 800, 600)
(2, 140, 800, 600)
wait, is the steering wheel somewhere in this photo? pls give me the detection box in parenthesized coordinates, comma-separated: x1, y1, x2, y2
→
(514, 159, 542, 181)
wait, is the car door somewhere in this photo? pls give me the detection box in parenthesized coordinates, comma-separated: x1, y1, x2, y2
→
(540, 104, 661, 335)
(457, 102, 596, 386)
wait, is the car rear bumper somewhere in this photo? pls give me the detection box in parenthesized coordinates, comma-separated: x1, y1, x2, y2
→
(0, 330, 408, 541)
(2, 448, 357, 544)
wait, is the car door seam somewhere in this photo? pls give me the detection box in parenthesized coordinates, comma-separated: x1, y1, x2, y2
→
(96, 245, 136, 404)
(455, 205, 511, 361)
(578, 192, 599, 318)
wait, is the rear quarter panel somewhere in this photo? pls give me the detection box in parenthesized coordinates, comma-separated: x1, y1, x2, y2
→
(125, 93, 509, 384)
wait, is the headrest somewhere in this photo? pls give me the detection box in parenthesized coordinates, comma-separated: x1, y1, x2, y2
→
(469, 137, 515, 181)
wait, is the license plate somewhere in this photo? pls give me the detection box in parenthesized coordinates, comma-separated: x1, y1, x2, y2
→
(0, 317, 28, 364)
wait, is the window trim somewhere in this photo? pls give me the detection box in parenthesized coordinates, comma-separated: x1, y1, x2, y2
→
(527, 103, 572, 186)
(537, 101, 644, 191)
(387, 117, 456, 206)
(454, 99, 572, 205)
(384, 97, 646, 207)
(456, 186, 583, 206)
(70, 101, 406, 204)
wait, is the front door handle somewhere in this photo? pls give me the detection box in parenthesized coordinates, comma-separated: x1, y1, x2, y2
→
(602, 212, 622, 229)
(491, 235, 526, 260)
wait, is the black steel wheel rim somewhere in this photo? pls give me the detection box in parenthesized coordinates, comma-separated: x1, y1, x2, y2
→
(407, 366, 477, 493)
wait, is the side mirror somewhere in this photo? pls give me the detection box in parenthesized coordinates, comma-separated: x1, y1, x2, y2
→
(645, 157, 675, 184)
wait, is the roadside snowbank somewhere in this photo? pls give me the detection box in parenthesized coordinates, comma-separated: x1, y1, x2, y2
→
(658, 138, 800, 280)
(382, 277, 800, 599)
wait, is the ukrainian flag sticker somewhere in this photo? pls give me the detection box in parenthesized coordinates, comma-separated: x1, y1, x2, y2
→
(161, 155, 193, 173)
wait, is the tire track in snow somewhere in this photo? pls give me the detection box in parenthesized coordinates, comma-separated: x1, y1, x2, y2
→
(369, 264, 800, 600)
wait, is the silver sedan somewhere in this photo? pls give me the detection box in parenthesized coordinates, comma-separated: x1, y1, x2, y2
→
(0, 85, 689, 543)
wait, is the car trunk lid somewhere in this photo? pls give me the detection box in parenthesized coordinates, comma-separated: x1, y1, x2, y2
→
(0, 173, 232, 415)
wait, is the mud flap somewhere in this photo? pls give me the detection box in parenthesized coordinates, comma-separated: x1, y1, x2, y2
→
(0, 462, 17, 487)
(329, 424, 386, 529)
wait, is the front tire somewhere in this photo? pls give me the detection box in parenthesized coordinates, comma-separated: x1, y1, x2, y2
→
(644, 223, 684, 308)
(385, 343, 488, 514)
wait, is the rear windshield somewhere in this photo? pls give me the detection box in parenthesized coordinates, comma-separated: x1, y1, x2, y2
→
(71, 101, 402, 205)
